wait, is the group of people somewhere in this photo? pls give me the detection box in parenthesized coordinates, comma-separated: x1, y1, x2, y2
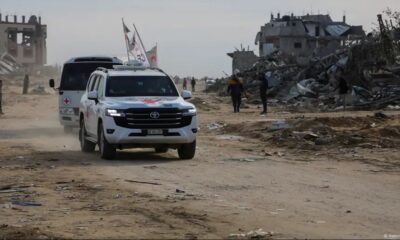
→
(182, 77, 196, 92)
(227, 71, 268, 114)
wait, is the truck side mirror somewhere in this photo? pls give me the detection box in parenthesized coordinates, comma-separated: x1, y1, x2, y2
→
(181, 90, 192, 100)
(49, 79, 55, 89)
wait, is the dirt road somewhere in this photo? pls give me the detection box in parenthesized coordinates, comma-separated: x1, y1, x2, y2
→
(0, 85, 399, 239)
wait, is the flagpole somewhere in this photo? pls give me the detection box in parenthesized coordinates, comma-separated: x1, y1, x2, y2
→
(122, 18, 131, 62)
(133, 23, 150, 63)
(155, 42, 158, 67)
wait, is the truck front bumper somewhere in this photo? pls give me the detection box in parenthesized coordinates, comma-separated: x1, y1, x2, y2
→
(103, 116, 197, 145)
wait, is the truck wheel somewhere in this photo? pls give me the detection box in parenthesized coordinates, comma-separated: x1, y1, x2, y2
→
(178, 141, 196, 160)
(155, 147, 168, 153)
(98, 123, 116, 160)
(64, 126, 73, 134)
(79, 118, 95, 152)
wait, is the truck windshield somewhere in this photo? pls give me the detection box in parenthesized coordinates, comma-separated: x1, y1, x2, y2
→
(59, 63, 115, 91)
(106, 76, 179, 97)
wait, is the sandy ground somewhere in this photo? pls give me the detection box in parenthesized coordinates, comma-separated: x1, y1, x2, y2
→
(0, 81, 400, 239)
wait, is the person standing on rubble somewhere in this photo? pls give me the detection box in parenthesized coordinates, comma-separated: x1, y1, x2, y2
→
(336, 68, 349, 110)
(191, 77, 196, 92)
(259, 72, 269, 115)
(227, 74, 244, 113)
(0, 79, 3, 115)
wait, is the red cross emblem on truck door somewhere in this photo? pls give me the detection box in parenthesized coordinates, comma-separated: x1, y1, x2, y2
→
(63, 97, 71, 105)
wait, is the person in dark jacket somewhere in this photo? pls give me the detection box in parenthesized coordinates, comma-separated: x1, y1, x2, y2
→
(259, 72, 268, 114)
(227, 76, 244, 113)
(191, 77, 196, 92)
(336, 68, 349, 110)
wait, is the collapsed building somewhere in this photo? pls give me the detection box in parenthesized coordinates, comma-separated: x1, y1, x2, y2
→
(219, 13, 400, 111)
(0, 14, 47, 73)
(255, 14, 365, 62)
(227, 46, 259, 74)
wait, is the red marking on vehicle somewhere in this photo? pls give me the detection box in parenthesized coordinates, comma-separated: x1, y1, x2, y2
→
(143, 99, 160, 104)
(63, 97, 71, 105)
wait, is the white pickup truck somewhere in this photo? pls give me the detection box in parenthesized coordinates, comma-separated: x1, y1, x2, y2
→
(79, 65, 198, 160)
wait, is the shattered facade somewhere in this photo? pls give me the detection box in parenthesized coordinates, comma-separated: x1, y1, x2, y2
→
(227, 49, 259, 74)
(255, 14, 365, 59)
(0, 14, 47, 67)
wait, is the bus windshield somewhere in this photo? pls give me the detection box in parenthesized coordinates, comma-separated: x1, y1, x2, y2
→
(59, 63, 115, 91)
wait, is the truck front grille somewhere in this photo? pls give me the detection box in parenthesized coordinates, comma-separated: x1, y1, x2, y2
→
(113, 108, 193, 129)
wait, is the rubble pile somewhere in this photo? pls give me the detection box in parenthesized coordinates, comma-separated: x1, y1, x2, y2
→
(213, 13, 400, 111)
(222, 114, 400, 150)
(0, 52, 19, 75)
(236, 42, 400, 111)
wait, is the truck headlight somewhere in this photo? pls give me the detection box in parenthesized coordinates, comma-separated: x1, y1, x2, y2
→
(182, 108, 197, 116)
(59, 107, 74, 115)
(106, 109, 125, 117)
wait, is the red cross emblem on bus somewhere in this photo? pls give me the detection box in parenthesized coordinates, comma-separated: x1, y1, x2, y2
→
(63, 97, 71, 105)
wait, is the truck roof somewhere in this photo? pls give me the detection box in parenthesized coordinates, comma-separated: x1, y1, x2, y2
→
(106, 69, 167, 77)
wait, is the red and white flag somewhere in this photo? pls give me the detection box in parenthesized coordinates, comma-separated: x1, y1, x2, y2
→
(146, 45, 158, 68)
(122, 20, 150, 67)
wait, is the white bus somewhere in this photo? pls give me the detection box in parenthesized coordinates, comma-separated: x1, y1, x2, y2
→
(49, 56, 122, 133)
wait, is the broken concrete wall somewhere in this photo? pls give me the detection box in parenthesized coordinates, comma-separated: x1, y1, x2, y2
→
(227, 50, 259, 74)
(0, 15, 47, 67)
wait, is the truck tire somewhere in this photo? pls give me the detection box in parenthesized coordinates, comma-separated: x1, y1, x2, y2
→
(155, 147, 168, 153)
(178, 141, 196, 160)
(98, 123, 116, 160)
(79, 118, 95, 152)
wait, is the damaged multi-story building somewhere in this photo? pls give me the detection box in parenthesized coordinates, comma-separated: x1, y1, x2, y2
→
(255, 13, 365, 60)
(227, 46, 259, 74)
(0, 14, 47, 67)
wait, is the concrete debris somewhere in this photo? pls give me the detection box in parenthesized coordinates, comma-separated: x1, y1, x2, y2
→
(224, 157, 267, 162)
(11, 201, 42, 207)
(270, 120, 290, 131)
(229, 228, 273, 239)
(0, 52, 19, 75)
(207, 122, 226, 130)
(30, 85, 48, 95)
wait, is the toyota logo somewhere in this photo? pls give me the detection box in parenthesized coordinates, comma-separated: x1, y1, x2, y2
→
(149, 112, 160, 119)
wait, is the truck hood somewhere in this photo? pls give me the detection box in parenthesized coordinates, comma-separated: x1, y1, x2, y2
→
(104, 96, 195, 109)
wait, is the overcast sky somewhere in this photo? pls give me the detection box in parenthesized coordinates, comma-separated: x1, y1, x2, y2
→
(1, 0, 399, 77)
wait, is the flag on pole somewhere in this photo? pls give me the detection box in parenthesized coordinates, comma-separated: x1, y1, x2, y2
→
(146, 45, 158, 68)
(130, 24, 150, 67)
(122, 19, 132, 61)
(122, 20, 150, 67)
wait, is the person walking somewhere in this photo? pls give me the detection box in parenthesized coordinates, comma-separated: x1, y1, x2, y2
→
(227, 76, 244, 113)
(259, 72, 269, 115)
(191, 77, 196, 92)
(0, 79, 3, 115)
(182, 78, 188, 90)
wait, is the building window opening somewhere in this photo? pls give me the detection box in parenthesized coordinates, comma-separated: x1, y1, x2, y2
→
(22, 32, 33, 47)
(294, 42, 302, 49)
(16, 33, 23, 44)
(315, 26, 320, 37)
